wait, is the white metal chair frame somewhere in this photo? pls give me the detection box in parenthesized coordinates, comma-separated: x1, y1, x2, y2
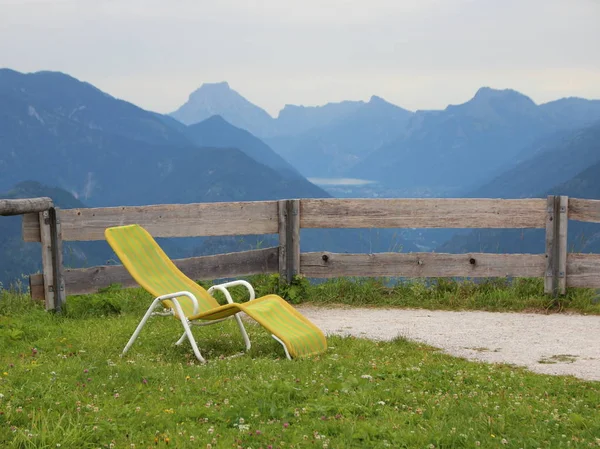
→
(120, 280, 291, 363)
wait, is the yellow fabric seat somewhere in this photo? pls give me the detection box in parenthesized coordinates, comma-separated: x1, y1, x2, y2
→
(105, 224, 327, 362)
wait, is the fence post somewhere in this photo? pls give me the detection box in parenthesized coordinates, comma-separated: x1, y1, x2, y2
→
(545, 195, 568, 296)
(278, 199, 300, 284)
(39, 210, 54, 310)
(49, 207, 66, 311)
(38, 207, 65, 311)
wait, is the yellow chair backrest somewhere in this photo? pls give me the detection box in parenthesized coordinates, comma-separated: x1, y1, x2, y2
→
(105, 224, 220, 316)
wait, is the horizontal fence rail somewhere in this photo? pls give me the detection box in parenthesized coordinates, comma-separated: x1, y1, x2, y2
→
(0, 197, 53, 216)
(568, 198, 600, 223)
(301, 252, 547, 279)
(23, 201, 279, 242)
(300, 198, 548, 229)
(11, 196, 600, 310)
(29, 247, 279, 301)
(566, 254, 600, 288)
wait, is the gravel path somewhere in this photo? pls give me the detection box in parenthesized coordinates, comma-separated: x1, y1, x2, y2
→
(297, 305, 600, 382)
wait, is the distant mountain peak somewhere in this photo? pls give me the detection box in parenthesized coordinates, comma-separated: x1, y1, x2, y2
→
(190, 81, 231, 96)
(200, 114, 228, 124)
(471, 86, 535, 104)
(444, 86, 539, 121)
(170, 81, 274, 132)
(368, 95, 386, 104)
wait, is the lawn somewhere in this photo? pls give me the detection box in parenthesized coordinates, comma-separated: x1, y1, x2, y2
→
(1, 278, 600, 448)
(256, 275, 600, 315)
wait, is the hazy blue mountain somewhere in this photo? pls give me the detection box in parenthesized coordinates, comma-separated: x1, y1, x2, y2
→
(170, 82, 275, 136)
(169, 81, 371, 138)
(439, 123, 600, 255)
(186, 115, 303, 178)
(539, 97, 600, 129)
(167, 81, 600, 198)
(470, 121, 600, 198)
(345, 87, 564, 196)
(266, 96, 413, 177)
(0, 69, 189, 145)
(0, 69, 421, 288)
(0, 70, 332, 204)
(274, 100, 365, 136)
(0, 111, 326, 206)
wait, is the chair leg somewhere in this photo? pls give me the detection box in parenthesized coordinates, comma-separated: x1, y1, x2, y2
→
(175, 332, 187, 346)
(122, 298, 162, 356)
(234, 313, 252, 352)
(176, 314, 206, 364)
(271, 335, 292, 360)
(176, 314, 251, 352)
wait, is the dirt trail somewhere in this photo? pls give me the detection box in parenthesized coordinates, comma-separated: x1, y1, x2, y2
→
(297, 305, 600, 382)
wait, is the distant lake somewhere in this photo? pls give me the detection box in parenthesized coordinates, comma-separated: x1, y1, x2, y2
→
(308, 178, 376, 186)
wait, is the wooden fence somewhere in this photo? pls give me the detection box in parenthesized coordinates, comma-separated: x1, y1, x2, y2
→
(4, 196, 600, 311)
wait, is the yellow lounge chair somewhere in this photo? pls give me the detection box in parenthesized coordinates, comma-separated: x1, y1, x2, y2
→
(105, 224, 327, 363)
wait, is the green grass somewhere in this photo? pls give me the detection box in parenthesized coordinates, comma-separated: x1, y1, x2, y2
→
(251, 274, 600, 315)
(1, 285, 600, 448)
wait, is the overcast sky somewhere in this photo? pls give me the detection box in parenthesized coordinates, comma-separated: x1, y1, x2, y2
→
(1, 0, 599, 116)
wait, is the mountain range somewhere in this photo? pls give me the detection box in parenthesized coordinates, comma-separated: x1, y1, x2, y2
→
(0, 69, 422, 286)
(439, 121, 600, 255)
(2, 67, 600, 287)
(170, 81, 600, 198)
(0, 69, 328, 205)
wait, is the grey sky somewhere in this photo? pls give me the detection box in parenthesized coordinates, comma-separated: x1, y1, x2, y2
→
(1, 0, 599, 116)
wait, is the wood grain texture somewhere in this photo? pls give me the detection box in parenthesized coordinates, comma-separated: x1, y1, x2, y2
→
(49, 207, 66, 310)
(569, 198, 600, 223)
(301, 252, 546, 278)
(300, 198, 547, 229)
(278, 200, 287, 283)
(29, 274, 44, 302)
(286, 199, 300, 282)
(30, 247, 279, 296)
(567, 253, 600, 288)
(557, 196, 568, 295)
(22, 213, 41, 242)
(0, 197, 53, 216)
(58, 201, 279, 241)
(544, 196, 557, 294)
(38, 211, 54, 309)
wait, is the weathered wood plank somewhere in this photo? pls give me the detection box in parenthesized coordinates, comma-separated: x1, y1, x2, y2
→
(49, 207, 66, 310)
(38, 211, 55, 309)
(22, 213, 41, 242)
(300, 252, 547, 279)
(286, 200, 300, 283)
(544, 196, 557, 294)
(300, 198, 547, 229)
(569, 198, 600, 223)
(29, 274, 44, 302)
(0, 197, 53, 216)
(29, 247, 279, 296)
(557, 196, 568, 295)
(56, 201, 278, 242)
(567, 253, 600, 288)
(278, 200, 287, 283)
(545, 196, 569, 296)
